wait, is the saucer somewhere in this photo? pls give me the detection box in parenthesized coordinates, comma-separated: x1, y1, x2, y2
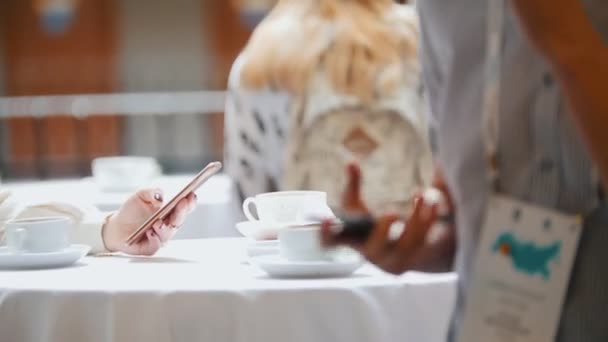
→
(236, 220, 320, 240)
(246, 240, 279, 258)
(0, 244, 90, 270)
(251, 254, 363, 278)
(236, 221, 284, 240)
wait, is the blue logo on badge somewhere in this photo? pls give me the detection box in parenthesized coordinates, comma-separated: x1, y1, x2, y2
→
(492, 232, 561, 280)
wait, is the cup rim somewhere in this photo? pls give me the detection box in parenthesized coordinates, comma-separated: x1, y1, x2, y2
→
(278, 225, 322, 238)
(255, 191, 326, 199)
(6, 216, 71, 226)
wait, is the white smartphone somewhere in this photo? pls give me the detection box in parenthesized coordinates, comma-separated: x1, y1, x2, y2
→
(125, 161, 223, 245)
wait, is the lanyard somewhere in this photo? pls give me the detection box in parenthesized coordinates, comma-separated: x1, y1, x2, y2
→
(481, 0, 506, 191)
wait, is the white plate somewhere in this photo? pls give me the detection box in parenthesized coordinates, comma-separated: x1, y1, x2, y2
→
(246, 240, 279, 258)
(251, 254, 363, 278)
(236, 221, 284, 240)
(236, 220, 321, 240)
(0, 244, 90, 270)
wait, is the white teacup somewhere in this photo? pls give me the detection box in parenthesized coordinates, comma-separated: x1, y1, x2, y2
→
(242, 191, 333, 223)
(278, 224, 331, 262)
(5, 217, 71, 254)
(92, 156, 161, 192)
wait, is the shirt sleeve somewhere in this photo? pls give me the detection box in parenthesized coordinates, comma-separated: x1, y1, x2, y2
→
(12, 202, 109, 254)
(416, 2, 443, 142)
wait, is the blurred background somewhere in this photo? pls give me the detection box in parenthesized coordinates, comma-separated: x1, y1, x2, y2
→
(0, 0, 277, 180)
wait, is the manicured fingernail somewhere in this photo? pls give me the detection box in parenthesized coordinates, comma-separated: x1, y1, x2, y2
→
(154, 193, 163, 202)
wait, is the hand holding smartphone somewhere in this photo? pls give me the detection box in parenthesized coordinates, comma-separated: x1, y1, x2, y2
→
(331, 214, 453, 243)
(327, 215, 376, 242)
(330, 188, 454, 243)
(125, 161, 223, 245)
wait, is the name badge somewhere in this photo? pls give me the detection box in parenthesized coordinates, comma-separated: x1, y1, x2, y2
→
(458, 195, 582, 342)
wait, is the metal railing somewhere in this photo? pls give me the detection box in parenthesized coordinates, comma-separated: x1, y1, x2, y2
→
(0, 91, 226, 118)
(0, 91, 227, 180)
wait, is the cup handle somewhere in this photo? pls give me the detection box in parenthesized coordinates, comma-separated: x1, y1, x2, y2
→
(242, 197, 259, 221)
(7, 227, 26, 253)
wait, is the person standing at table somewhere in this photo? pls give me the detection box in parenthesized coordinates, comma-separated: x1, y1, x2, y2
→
(0, 189, 197, 256)
(224, 0, 434, 213)
(322, 0, 608, 341)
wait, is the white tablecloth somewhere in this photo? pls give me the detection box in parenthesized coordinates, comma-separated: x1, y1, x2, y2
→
(1, 174, 244, 239)
(0, 239, 457, 342)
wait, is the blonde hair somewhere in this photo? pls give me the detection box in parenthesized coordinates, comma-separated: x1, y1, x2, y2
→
(238, 0, 419, 102)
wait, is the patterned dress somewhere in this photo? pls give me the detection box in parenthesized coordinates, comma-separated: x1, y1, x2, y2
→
(224, 2, 433, 213)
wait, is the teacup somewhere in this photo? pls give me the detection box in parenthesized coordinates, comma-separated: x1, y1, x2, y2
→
(5, 217, 71, 254)
(242, 191, 334, 223)
(278, 224, 332, 262)
(92, 156, 161, 192)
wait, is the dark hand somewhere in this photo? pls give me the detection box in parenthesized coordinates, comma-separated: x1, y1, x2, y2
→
(320, 163, 440, 275)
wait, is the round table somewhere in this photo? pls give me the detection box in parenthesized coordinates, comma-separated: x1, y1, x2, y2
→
(1, 174, 244, 239)
(0, 238, 457, 342)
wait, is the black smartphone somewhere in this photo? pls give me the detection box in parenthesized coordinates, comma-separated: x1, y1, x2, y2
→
(331, 212, 455, 243)
(330, 215, 376, 242)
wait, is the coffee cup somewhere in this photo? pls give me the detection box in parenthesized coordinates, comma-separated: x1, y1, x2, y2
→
(5, 217, 71, 254)
(242, 191, 334, 223)
(278, 224, 331, 261)
(92, 156, 161, 192)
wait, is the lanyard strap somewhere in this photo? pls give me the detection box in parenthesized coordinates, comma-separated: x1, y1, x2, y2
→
(481, 0, 506, 190)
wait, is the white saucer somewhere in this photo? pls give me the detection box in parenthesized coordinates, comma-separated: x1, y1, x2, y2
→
(0, 244, 90, 270)
(236, 221, 284, 240)
(236, 220, 320, 240)
(246, 240, 279, 258)
(251, 254, 363, 278)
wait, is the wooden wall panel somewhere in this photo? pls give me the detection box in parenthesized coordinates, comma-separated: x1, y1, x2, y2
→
(202, 0, 254, 157)
(203, 1, 252, 88)
(118, 0, 212, 172)
(83, 115, 122, 161)
(1, 0, 120, 178)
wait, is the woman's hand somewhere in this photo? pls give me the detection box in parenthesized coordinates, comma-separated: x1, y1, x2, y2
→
(101, 189, 197, 256)
(320, 163, 456, 274)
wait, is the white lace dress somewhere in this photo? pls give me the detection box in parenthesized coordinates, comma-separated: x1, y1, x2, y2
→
(224, 3, 433, 212)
